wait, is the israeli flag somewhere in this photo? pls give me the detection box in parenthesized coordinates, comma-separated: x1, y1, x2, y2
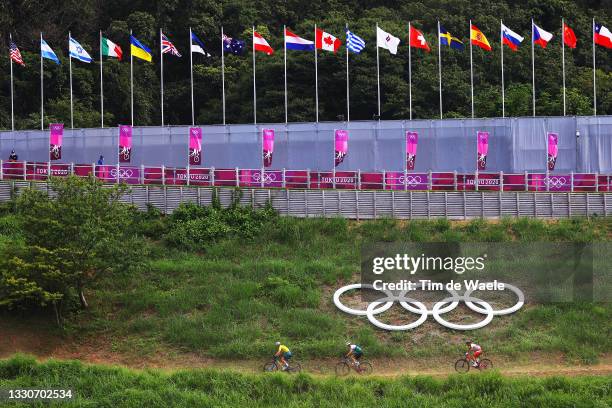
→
(41, 38, 60, 64)
(69, 37, 92, 63)
(346, 29, 366, 53)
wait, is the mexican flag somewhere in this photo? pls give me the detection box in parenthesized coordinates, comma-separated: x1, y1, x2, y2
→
(101, 37, 123, 60)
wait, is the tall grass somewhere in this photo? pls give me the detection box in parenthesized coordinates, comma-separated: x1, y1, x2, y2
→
(0, 355, 610, 408)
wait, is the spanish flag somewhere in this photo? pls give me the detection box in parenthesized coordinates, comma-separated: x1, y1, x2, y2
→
(470, 24, 491, 51)
(130, 35, 152, 62)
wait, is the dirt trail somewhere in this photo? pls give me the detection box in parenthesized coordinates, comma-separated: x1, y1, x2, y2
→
(1, 318, 611, 378)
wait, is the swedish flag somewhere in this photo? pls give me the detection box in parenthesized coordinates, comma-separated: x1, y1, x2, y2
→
(130, 35, 152, 62)
(439, 25, 464, 50)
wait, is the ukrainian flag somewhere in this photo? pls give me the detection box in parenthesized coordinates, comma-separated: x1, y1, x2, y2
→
(130, 35, 152, 62)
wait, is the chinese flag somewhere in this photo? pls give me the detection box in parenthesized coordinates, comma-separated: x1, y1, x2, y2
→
(409, 25, 430, 52)
(563, 23, 577, 48)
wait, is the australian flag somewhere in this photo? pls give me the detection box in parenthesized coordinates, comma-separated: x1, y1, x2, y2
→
(223, 34, 245, 55)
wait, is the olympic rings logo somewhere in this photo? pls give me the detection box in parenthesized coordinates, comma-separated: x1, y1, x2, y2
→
(110, 168, 134, 179)
(398, 175, 423, 187)
(333, 282, 524, 331)
(545, 176, 567, 188)
(252, 172, 277, 184)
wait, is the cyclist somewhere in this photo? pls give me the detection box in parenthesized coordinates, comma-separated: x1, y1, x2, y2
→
(274, 341, 292, 370)
(465, 340, 482, 367)
(345, 341, 363, 367)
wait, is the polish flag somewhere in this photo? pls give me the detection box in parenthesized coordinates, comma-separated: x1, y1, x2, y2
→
(315, 28, 341, 53)
(253, 30, 274, 55)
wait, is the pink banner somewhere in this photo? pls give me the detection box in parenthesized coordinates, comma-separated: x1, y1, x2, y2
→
(547, 132, 558, 171)
(477, 131, 489, 171)
(119, 125, 133, 163)
(189, 127, 203, 166)
(334, 130, 348, 167)
(406, 132, 418, 171)
(49, 123, 63, 161)
(262, 129, 275, 168)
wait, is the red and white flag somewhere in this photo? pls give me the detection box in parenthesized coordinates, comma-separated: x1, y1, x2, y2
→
(253, 30, 274, 55)
(409, 25, 430, 52)
(594, 23, 612, 49)
(315, 28, 341, 53)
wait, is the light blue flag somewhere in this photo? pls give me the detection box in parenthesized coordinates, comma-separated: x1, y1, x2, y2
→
(346, 29, 366, 53)
(41, 38, 60, 64)
(69, 37, 92, 63)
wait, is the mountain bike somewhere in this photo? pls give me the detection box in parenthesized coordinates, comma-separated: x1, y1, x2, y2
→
(263, 356, 302, 373)
(335, 357, 373, 376)
(454, 353, 492, 373)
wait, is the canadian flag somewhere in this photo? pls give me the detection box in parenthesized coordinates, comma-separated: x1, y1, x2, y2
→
(409, 25, 430, 52)
(315, 28, 341, 52)
(253, 30, 274, 55)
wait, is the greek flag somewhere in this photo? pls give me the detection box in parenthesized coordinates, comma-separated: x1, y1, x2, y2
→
(346, 29, 366, 53)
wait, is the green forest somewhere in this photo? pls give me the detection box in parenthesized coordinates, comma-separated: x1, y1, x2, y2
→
(0, 0, 610, 129)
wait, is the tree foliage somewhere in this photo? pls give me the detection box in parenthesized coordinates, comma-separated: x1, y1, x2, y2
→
(0, 0, 610, 128)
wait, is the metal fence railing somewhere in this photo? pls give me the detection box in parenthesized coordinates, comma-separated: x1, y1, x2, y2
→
(1, 160, 610, 193)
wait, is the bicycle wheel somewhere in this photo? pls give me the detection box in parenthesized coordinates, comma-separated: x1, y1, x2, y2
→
(479, 359, 492, 370)
(335, 362, 351, 376)
(454, 359, 470, 373)
(263, 361, 278, 372)
(357, 361, 373, 375)
(288, 362, 301, 373)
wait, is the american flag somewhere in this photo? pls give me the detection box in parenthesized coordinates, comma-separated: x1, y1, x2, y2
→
(161, 34, 181, 57)
(9, 40, 25, 66)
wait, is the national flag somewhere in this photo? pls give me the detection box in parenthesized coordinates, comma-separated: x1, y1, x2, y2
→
(345, 29, 365, 53)
(253, 30, 274, 55)
(9, 40, 25, 66)
(594, 23, 612, 49)
(101, 37, 123, 60)
(501, 24, 524, 51)
(191, 32, 211, 57)
(315, 28, 341, 53)
(161, 33, 182, 57)
(409, 25, 430, 52)
(563, 23, 577, 48)
(376, 26, 400, 54)
(130, 35, 152, 62)
(470, 24, 491, 51)
(439, 25, 464, 50)
(223, 34, 245, 55)
(533, 23, 553, 48)
(69, 36, 92, 63)
(285, 29, 315, 51)
(41, 37, 60, 64)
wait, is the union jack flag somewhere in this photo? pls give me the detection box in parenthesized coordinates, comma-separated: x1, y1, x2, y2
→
(161, 33, 181, 57)
(9, 40, 25, 66)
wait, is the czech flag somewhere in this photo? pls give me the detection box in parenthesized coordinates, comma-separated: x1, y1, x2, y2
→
(285, 28, 314, 51)
(533, 23, 553, 48)
(470, 24, 491, 51)
(501, 24, 524, 51)
(594, 23, 612, 49)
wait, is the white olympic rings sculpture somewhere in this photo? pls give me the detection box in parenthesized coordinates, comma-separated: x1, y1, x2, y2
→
(252, 172, 277, 184)
(110, 168, 134, 179)
(398, 175, 423, 187)
(333, 282, 524, 331)
(544, 176, 567, 189)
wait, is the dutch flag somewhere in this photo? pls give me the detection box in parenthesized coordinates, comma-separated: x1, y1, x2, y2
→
(285, 28, 315, 51)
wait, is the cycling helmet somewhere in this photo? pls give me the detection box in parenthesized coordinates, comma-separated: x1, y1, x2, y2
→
(275, 341, 281, 346)
(346, 341, 351, 346)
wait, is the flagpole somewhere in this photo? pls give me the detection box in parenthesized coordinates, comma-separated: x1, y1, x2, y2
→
(408, 21, 412, 121)
(437, 21, 442, 119)
(284, 25, 287, 124)
(376, 22, 380, 118)
(100, 30, 104, 128)
(69, 31, 74, 129)
(592, 18, 596, 116)
(314, 24, 319, 122)
(221, 26, 226, 125)
(500, 20, 505, 118)
(469, 20, 474, 119)
(252, 25, 257, 124)
(562, 18, 566, 116)
(160, 29, 164, 126)
(189, 28, 195, 126)
(531, 19, 535, 117)
(130, 29, 134, 126)
(9, 33, 14, 132)
(345, 23, 350, 122)
(40, 33, 44, 130)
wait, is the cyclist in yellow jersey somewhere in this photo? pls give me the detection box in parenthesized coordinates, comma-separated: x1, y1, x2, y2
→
(274, 341, 292, 370)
